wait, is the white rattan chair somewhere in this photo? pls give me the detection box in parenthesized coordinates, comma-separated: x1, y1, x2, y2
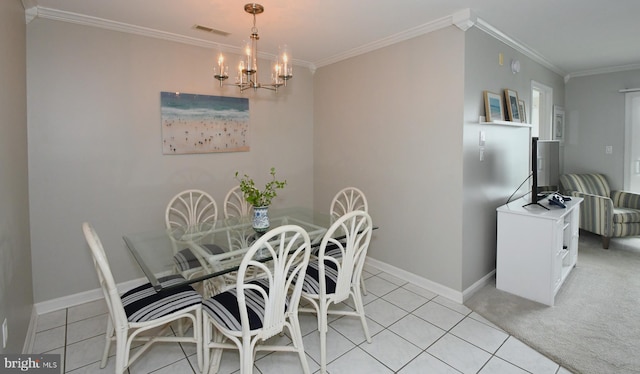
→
(82, 222, 203, 374)
(223, 185, 252, 219)
(165, 189, 220, 281)
(299, 210, 373, 374)
(202, 225, 312, 374)
(329, 186, 369, 295)
(329, 187, 368, 222)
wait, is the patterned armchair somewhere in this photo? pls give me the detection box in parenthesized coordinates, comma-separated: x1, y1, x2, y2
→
(559, 173, 640, 249)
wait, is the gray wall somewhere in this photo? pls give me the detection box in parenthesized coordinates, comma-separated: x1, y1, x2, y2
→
(314, 26, 466, 291)
(0, 0, 34, 353)
(461, 28, 565, 291)
(564, 69, 640, 190)
(27, 19, 315, 302)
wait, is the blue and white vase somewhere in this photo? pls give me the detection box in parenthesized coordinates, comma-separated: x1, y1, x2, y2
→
(253, 206, 270, 233)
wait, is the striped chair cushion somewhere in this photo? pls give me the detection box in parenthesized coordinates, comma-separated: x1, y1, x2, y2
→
(202, 278, 286, 332)
(173, 244, 225, 272)
(121, 275, 202, 323)
(301, 258, 339, 296)
(559, 174, 610, 197)
(613, 207, 640, 224)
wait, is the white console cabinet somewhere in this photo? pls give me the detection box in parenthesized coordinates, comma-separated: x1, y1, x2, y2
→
(496, 196, 582, 306)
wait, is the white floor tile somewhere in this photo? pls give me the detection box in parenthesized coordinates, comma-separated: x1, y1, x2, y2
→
(255, 351, 318, 374)
(364, 298, 409, 327)
(326, 347, 393, 374)
(302, 326, 356, 366)
(33, 325, 66, 354)
(450, 317, 509, 353)
(329, 315, 383, 345)
(67, 299, 108, 323)
(412, 301, 466, 331)
(397, 352, 460, 374)
(433, 295, 472, 315)
(359, 329, 422, 371)
(65, 334, 110, 372)
(495, 336, 559, 374)
(146, 358, 196, 374)
(36, 309, 67, 332)
(364, 275, 400, 296)
(66, 314, 108, 344)
(402, 283, 438, 300)
(127, 342, 191, 374)
(37, 268, 568, 374)
(426, 333, 492, 374)
(479, 356, 530, 373)
(388, 314, 446, 350)
(381, 287, 429, 312)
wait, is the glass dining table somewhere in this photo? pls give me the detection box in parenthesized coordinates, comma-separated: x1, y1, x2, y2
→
(123, 207, 336, 291)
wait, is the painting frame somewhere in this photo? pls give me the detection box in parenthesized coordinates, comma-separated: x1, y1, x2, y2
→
(160, 92, 250, 155)
(504, 89, 522, 122)
(518, 99, 527, 123)
(553, 105, 565, 144)
(483, 91, 504, 122)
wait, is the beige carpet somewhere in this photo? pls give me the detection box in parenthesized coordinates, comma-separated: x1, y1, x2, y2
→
(465, 231, 640, 374)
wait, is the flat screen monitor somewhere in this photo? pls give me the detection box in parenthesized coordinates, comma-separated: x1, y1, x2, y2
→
(537, 140, 560, 190)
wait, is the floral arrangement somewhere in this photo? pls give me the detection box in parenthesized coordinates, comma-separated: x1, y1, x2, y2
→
(235, 167, 287, 207)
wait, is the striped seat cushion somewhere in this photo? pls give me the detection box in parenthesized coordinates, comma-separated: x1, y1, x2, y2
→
(121, 275, 202, 323)
(613, 207, 640, 224)
(173, 244, 225, 272)
(203, 278, 286, 332)
(301, 258, 339, 296)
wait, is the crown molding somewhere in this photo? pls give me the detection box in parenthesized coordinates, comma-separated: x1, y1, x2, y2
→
(313, 14, 453, 68)
(474, 18, 565, 77)
(29, 6, 317, 73)
(565, 63, 640, 83)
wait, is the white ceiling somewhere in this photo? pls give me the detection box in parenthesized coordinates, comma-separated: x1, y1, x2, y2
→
(23, 0, 640, 79)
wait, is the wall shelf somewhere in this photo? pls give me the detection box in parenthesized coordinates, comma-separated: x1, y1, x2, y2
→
(480, 120, 532, 128)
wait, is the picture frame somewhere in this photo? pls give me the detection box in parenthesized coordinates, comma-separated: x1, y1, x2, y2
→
(553, 105, 565, 144)
(518, 99, 527, 123)
(160, 92, 250, 154)
(504, 89, 522, 122)
(483, 91, 504, 122)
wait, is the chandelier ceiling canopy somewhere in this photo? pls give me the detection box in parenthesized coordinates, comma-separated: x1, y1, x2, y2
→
(214, 3, 292, 93)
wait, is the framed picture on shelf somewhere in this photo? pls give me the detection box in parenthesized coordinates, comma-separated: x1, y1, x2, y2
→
(518, 100, 527, 123)
(504, 89, 522, 122)
(553, 105, 565, 144)
(483, 91, 504, 122)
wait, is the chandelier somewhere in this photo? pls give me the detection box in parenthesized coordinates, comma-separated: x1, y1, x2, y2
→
(214, 3, 293, 93)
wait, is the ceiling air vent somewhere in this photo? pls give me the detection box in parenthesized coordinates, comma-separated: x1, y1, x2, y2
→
(193, 24, 230, 37)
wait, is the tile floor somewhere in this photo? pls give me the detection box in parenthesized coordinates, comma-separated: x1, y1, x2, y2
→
(32, 268, 573, 373)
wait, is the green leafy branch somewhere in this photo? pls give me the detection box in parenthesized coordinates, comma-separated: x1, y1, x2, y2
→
(235, 167, 287, 207)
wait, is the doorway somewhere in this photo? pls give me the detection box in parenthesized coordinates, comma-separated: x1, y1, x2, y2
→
(531, 81, 553, 140)
(624, 91, 640, 193)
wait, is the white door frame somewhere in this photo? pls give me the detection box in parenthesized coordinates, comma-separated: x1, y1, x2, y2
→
(624, 91, 640, 192)
(531, 80, 553, 140)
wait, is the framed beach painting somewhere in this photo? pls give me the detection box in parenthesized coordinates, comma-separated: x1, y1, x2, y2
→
(518, 99, 527, 123)
(553, 105, 565, 144)
(483, 91, 504, 122)
(161, 92, 250, 154)
(504, 89, 522, 122)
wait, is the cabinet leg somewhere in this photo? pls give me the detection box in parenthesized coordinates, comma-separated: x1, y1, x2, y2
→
(602, 236, 610, 249)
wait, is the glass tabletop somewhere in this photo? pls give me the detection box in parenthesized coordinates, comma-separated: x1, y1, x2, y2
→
(123, 207, 333, 291)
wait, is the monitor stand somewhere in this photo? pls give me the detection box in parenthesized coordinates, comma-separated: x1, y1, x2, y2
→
(523, 200, 549, 210)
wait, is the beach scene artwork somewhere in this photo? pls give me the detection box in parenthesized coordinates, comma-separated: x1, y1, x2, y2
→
(161, 92, 250, 154)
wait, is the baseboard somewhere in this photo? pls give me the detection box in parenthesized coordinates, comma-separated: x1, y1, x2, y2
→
(22, 307, 38, 354)
(461, 269, 496, 303)
(34, 276, 149, 315)
(365, 257, 465, 304)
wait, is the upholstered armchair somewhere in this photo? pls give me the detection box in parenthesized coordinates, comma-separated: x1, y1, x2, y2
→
(559, 173, 640, 249)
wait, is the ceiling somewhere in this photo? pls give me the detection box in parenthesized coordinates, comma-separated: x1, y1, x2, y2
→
(22, 0, 640, 79)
